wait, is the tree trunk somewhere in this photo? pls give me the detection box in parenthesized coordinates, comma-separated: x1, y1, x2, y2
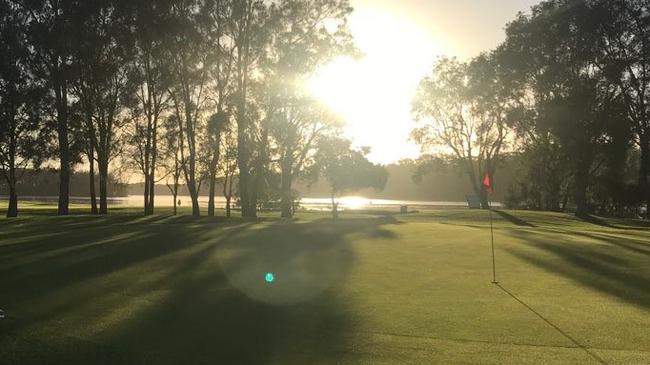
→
(249, 186, 258, 218)
(144, 174, 150, 215)
(187, 181, 200, 217)
(465, 161, 489, 209)
(89, 149, 98, 215)
(574, 165, 590, 218)
(148, 121, 158, 215)
(223, 172, 233, 218)
(235, 38, 254, 218)
(331, 194, 339, 219)
(253, 124, 271, 217)
(236, 110, 255, 218)
(143, 137, 150, 215)
(640, 138, 650, 219)
(148, 179, 155, 214)
(7, 186, 18, 218)
(172, 190, 178, 215)
(7, 169, 18, 218)
(98, 157, 108, 215)
(251, 166, 265, 218)
(561, 184, 571, 213)
(56, 83, 70, 216)
(148, 172, 155, 215)
(238, 170, 250, 217)
(143, 128, 151, 215)
(470, 178, 490, 209)
(6, 138, 18, 218)
(207, 139, 221, 217)
(237, 163, 255, 217)
(280, 157, 293, 218)
(208, 175, 217, 217)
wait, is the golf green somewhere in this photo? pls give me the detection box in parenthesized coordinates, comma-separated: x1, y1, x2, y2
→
(1, 207, 649, 364)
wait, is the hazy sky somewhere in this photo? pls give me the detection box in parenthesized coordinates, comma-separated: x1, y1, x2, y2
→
(308, 0, 540, 164)
(353, 0, 540, 59)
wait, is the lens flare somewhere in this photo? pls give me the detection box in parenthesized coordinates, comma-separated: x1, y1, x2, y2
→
(265, 272, 275, 283)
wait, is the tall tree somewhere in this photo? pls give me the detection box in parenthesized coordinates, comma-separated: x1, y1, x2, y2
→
(500, 0, 624, 216)
(167, 0, 215, 217)
(162, 115, 183, 215)
(231, 0, 270, 217)
(412, 56, 511, 208)
(205, 112, 228, 216)
(71, 0, 133, 214)
(0, 0, 48, 217)
(590, 0, 650, 218)
(21, 0, 77, 215)
(271, 97, 340, 217)
(314, 137, 387, 219)
(263, 0, 354, 218)
(127, 0, 173, 215)
(204, 0, 236, 217)
(219, 121, 238, 217)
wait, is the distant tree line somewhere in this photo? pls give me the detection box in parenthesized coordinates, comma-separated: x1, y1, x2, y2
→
(0, 0, 387, 218)
(0, 169, 126, 197)
(413, 0, 650, 218)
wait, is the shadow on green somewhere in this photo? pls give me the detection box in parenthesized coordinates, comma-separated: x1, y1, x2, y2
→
(0, 215, 400, 364)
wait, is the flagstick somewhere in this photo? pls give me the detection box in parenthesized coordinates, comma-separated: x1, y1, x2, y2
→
(488, 197, 497, 284)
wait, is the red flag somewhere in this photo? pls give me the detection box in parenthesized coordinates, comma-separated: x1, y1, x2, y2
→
(483, 173, 493, 194)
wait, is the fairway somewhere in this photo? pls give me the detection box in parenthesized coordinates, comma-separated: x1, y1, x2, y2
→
(1, 209, 649, 364)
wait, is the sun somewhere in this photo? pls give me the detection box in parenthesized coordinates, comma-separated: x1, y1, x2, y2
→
(307, 8, 446, 164)
(339, 196, 367, 210)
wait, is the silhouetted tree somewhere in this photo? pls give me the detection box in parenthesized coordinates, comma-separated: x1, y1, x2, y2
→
(271, 98, 340, 217)
(205, 112, 228, 216)
(71, 0, 133, 215)
(163, 115, 183, 215)
(263, 0, 354, 218)
(412, 56, 511, 208)
(127, 0, 173, 215)
(167, 0, 216, 217)
(500, 0, 626, 217)
(589, 0, 650, 217)
(219, 120, 238, 217)
(20, 0, 77, 215)
(315, 137, 387, 219)
(0, 0, 49, 217)
(230, 0, 271, 218)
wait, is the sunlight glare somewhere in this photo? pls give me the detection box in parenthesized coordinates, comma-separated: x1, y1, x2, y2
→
(308, 9, 445, 164)
(339, 196, 368, 210)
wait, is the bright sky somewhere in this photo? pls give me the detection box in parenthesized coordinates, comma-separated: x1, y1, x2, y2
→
(308, 0, 539, 164)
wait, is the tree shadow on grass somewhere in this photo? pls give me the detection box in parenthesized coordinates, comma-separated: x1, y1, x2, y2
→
(115, 218, 400, 364)
(493, 210, 536, 227)
(504, 229, 650, 310)
(577, 214, 621, 229)
(0, 215, 400, 364)
(536, 228, 650, 257)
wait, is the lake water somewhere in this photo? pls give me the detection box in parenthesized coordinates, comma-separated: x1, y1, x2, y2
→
(7, 195, 501, 210)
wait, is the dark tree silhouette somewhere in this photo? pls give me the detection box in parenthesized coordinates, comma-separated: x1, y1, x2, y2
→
(0, 0, 49, 217)
(412, 56, 511, 209)
(499, 0, 629, 217)
(315, 138, 387, 219)
(21, 0, 77, 215)
(127, 0, 173, 216)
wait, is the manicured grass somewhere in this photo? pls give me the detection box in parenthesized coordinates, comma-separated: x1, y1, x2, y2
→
(0, 205, 649, 364)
